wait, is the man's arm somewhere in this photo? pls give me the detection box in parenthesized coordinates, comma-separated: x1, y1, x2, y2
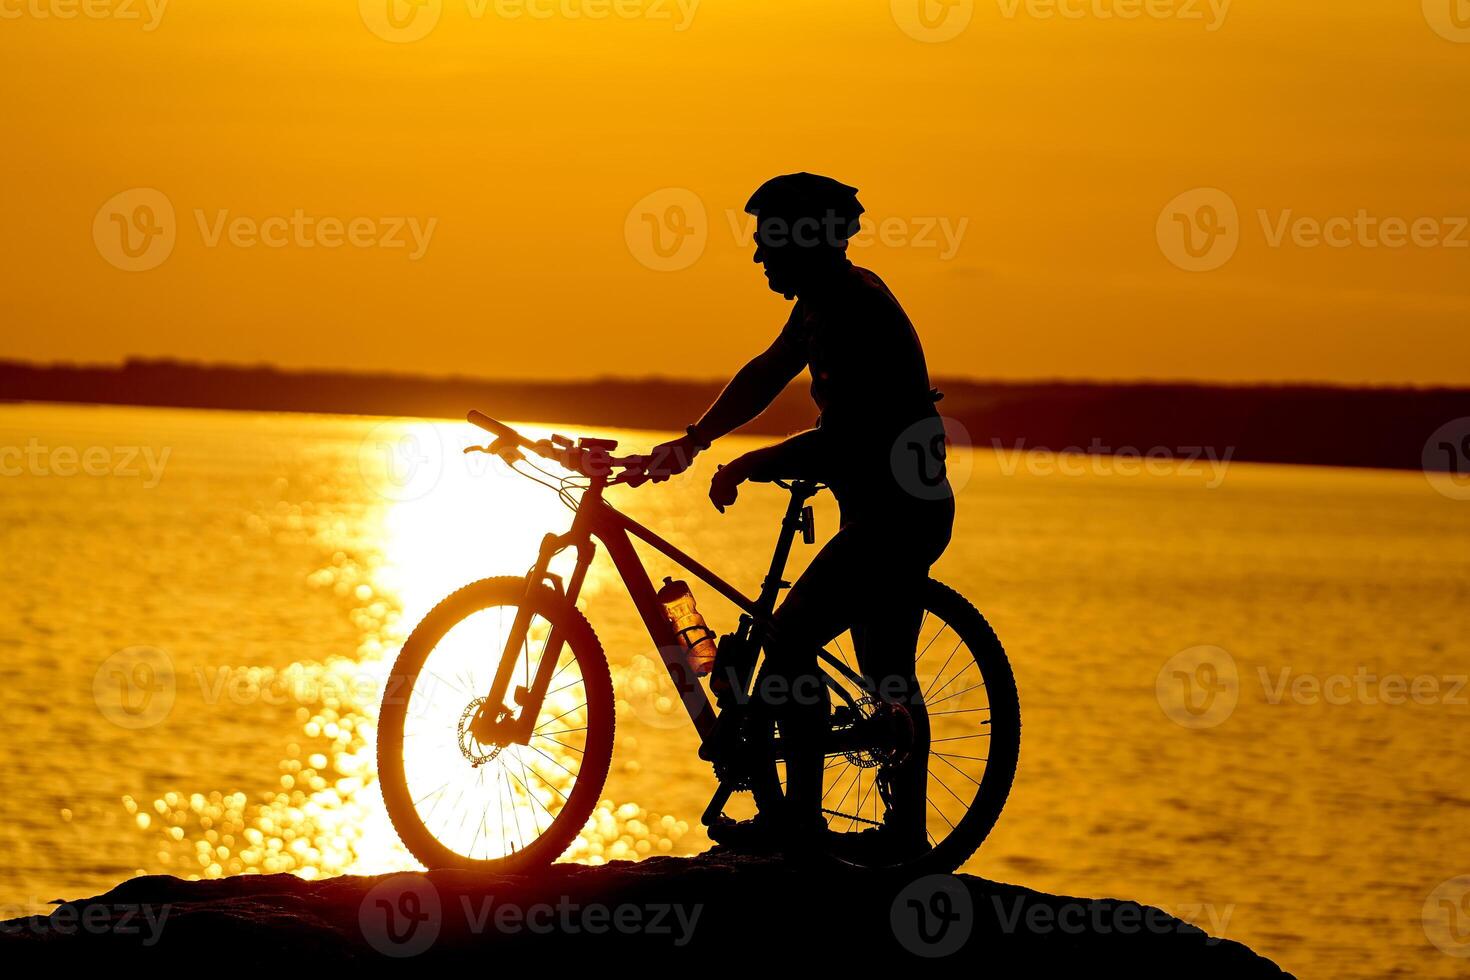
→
(737, 428, 831, 482)
(707, 427, 831, 512)
(689, 332, 806, 445)
(632, 331, 805, 483)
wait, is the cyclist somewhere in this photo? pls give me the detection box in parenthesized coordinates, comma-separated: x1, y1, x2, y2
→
(628, 172, 954, 858)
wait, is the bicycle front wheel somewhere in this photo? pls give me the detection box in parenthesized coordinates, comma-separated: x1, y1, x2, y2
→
(377, 576, 615, 872)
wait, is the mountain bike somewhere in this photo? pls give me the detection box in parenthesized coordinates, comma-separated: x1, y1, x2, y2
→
(376, 411, 1020, 876)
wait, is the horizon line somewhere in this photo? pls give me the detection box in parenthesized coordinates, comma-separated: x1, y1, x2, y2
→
(3, 356, 1466, 395)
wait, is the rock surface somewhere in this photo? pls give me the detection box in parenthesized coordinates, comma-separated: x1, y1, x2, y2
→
(1, 851, 1293, 974)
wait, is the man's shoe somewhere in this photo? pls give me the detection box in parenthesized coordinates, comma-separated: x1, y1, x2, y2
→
(708, 812, 827, 856)
(829, 822, 929, 865)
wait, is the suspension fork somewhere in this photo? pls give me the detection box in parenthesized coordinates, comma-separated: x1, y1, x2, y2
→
(475, 481, 600, 746)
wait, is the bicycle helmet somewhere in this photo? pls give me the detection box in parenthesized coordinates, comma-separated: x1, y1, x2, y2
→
(745, 172, 865, 245)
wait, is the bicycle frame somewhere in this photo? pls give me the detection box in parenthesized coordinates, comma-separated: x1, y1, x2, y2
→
(478, 470, 860, 750)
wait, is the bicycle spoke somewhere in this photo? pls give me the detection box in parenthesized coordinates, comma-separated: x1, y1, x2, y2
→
(832, 633, 854, 673)
(468, 769, 488, 857)
(823, 762, 858, 803)
(934, 752, 982, 787)
(518, 746, 571, 804)
(413, 782, 450, 808)
(926, 795, 957, 831)
(915, 622, 948, 667)
(535, 702, 586, 732)
(853, 771, 880, 822)
(926, 678, 988, 710)
(524, 741, 579, 779)
(930, 768, 969, 808)
(533, 734, 585, 754)
(923, 635, 966, 701)
(546, 676, 584, 698)
(507, 755, 553, 829)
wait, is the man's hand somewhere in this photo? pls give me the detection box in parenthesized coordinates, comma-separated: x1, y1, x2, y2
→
(624, 433, 702, 487)
(709, 456, 753, 513)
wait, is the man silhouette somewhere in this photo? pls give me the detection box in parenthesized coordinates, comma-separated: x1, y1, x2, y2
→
(630, 173, 954, 857)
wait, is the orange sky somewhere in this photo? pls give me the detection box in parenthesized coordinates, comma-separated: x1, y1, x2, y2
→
(4, 1, 1467, 385)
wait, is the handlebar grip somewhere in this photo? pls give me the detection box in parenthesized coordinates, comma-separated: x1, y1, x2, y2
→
(467, 411, 524, 445)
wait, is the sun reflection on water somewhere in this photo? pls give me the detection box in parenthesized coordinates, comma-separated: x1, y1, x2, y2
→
(132, 419, 691, 881)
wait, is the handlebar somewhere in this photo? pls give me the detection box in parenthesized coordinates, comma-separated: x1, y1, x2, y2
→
(466, 410, 642, 483)
(466, 410, 524, 446)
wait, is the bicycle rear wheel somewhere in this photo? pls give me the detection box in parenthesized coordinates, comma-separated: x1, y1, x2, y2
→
(755, 579, 1020, 875)
(377, 576, 615, 872)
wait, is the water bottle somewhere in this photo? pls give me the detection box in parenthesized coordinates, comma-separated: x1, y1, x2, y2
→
(657, 577, 718, 675)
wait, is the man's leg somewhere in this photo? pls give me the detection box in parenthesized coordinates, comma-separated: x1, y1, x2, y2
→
(851, 572, 929, 847)
(760, 527, 865, 834)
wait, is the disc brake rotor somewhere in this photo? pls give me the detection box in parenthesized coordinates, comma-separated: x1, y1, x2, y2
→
(458, 697, 504, 766)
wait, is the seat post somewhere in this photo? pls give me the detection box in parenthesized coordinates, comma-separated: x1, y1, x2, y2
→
(755, 481, 818, 615)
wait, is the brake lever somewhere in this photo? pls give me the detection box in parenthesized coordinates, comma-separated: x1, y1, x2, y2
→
(464, 439, 523, 462)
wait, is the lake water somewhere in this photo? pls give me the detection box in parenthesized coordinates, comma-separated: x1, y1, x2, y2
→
(1, 403, 1467, 977)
